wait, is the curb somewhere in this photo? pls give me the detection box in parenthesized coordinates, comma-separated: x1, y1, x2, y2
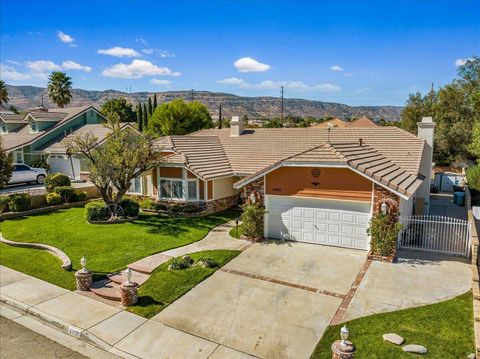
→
(0, 293, 120, 357)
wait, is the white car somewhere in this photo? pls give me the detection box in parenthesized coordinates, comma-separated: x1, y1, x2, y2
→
(9, 164, 47, 185)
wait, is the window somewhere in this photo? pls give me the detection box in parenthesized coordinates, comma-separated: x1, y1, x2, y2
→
(14, 165, 30, 171)
(0, 123, 6, 134)
(128, 177, 142, 194)
(30, 121, 37, 133)
(14, 150, 24, 163)
(159, 178, 198, 201)
(187, 180, 198, 200)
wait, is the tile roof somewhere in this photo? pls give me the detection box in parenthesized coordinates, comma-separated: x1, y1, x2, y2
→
(154, 126, 426, 197)
(1, 106, 102, 151)
(0, 113, 24, 123)
(28, 111, 68, 121)
(311, 118, 347, 128)
(344, 116, 378, 128)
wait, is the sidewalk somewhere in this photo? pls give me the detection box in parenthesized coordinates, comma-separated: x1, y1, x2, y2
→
(0, 265, 256, 359)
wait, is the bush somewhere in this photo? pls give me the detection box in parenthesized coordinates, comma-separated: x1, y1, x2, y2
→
(156, 202, 168, 211)
(46, 192, 62, 206)
(467, 164, 480, 191)
(8, 193, 32, 212)
(84, 201, 109, 222)
(0, 195, 9, 213)
(30, 160, 50, 170)
(196, 256, 218, 268)
(168, 257, 191, 270)
(240, 203, 267, 238)
(139, 197, 156, 210)
(53, 186, 75, 203)
(45, 173, 71, 192)
(72, 190, 87, 202)
(120, 198, 140, 217)
(182, 203, 199, 214)
(367, 213, 403, 257)
(168, 203, 183, 213)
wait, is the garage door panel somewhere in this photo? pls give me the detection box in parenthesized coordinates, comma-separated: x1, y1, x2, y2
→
(266, 195, 371, 250)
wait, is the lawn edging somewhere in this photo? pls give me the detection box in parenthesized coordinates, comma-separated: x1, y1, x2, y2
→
(0, 233, 71, 270)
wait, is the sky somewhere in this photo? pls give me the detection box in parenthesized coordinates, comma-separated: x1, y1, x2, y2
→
(1, 0, 479, 106)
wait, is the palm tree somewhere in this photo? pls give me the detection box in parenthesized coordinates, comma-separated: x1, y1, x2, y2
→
(47, 72, 72, 108)
(0, 80, 9, 106)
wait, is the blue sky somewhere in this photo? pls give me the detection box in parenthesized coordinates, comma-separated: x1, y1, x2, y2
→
(1, 0, 479, 106)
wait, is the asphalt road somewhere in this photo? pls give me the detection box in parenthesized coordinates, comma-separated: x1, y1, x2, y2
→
(0, 316, 87, 359)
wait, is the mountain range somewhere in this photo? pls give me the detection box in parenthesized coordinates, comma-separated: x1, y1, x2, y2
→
(5, 85, 403, 121)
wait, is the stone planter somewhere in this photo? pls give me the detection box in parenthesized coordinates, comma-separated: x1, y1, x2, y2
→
(331, 340, 356, 358)
(75, 269, 92, 291)
(367, 248, 397, 263)
(120, 281, 138, 307)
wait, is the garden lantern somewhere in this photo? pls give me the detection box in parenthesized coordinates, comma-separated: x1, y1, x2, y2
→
(125, 267, 132, 284)
(80, 256, 87, 271)
(340, 325, 349, 346)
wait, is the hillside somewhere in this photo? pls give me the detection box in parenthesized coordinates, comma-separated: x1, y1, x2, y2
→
(4, 85, 403, 121)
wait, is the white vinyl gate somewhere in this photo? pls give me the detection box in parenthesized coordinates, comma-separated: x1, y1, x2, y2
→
(398, 215, 471, 257)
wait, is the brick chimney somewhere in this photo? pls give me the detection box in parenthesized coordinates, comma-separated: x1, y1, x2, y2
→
(230, 116, 243, 137)
(416, 116, 436, 214)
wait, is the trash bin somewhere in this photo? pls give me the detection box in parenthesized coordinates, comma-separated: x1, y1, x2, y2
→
(453, 192, 458, 203)
(456, 192, 465, 206)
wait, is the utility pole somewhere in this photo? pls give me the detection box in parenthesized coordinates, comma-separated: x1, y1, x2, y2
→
(190, 89, 195, 102)
(280, 85, 284, 122)
(218, 103, 222, 129)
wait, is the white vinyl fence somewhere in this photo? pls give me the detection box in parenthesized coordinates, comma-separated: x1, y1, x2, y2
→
(398, 215, 471, 257)
(473, 206, 480, 220)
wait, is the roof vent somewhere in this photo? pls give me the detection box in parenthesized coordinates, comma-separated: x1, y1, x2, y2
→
(230, 116, 243, 137)
(359, 138, 363, 146)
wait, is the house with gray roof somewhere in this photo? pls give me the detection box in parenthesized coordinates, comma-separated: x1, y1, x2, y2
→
(0, 105, 106, 179)
(134, 116, 435, 252)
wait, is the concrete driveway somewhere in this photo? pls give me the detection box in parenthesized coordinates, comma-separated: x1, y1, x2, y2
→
(153, 241, 367, 359)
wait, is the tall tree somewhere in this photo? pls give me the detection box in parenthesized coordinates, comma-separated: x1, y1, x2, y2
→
(100, 97, 136, 122)
(47, 72, 72, 108)
(64, 113, 160, 206)
(0, 137, 13, 189)
(148, 96, 153, 116)
(143, 103, 148, 131)
(153, 93, 158, 110)
(218, 104, 222, 129)
(0, 80, 9, 105)
(137, 102, 143, 132)
(149, 99, 213, 137)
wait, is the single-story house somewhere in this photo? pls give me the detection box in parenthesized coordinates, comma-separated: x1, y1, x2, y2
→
(311, 118, 347, 128)
(344, 116, 378, 128)
(134, 116, 435, 251)
(1, 105, 107, 180)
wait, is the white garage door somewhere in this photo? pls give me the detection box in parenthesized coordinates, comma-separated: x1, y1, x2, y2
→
(265, 195, 371, 250)
(48, 155, 81, 180)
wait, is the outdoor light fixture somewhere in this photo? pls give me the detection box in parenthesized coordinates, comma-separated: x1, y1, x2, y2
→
(80, 256, 87, 271)
(381, 202, 388, 215)
(125, 267, 132, 284)
(250, 192, 256, 204)
(340, 325, 349, 346)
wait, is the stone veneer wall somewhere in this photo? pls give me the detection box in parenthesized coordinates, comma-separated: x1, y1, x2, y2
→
(156, 193, 240, 213)
(244, 177, 265, 206)
(372, 184, 400, 218)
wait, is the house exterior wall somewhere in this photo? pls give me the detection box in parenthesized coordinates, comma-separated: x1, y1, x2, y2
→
(265, 167, 372, 202)
(399, 195, 415, 217)
(213, 177, 241, 200)
(372, 184, 400, 218)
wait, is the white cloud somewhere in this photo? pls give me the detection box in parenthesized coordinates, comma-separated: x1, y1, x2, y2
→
(98, 47, 140, 58)
(217, 78, 341, 92)
(0, 65, 31, 81)
(27, 60, 61, 73)
(142, 48, 175, 58)
(136, 38, 148, 46)
(102, 59, 180, 79)
(61, 60, 92, 72)
(142, 48, 154, 55)
(455, 58, 472, 66)
(329, 65, 344, 72)
(234, 57, 270, 72)
(151, 79, 172, 85)
(58, 31, 75, 44)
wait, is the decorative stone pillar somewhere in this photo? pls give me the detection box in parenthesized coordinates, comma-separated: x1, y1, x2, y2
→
(75, 269, 92, 291)
(120, 282, 138, 307)
(331, 340, 356, 359)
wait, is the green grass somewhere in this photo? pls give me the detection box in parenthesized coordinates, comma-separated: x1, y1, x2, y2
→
(0, 243, 76, 290)
(0, 207, 237, 287)
(128, 249, 240, 318)
(229, 224, 244, 239)
(312, 291, 474, 359)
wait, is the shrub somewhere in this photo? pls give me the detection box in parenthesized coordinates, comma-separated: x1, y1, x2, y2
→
(139, 197, 156, 210)
(367, 213, 403, 257)
(45, 173, 71, 192)
(85, 201, 109, 222)
(53, 186, 75, 203)
(46, 192, 62, 206)
(168, 257, 191, 270)
(8, 193, 32, 212)
(467, 164, 480, 191)
(30, 160, 50, 170)
(0, 195, 9, 213)
(72, 190, 87, 202)
(156, 202, 168, 211)
(240, 203, 267, 238)
(196, 256, 218, 268)
(121, 198, 140, 217)
(182, 203, 199, 214)
(168, 203, 183, 213)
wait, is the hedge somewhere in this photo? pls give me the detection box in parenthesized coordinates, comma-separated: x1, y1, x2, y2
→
(45, 173, 71, 192)
(8, 193, 32, 212)
(46, 192, 62, 206)
(53, 186, 75, 203)
(84, 201, 109, 222)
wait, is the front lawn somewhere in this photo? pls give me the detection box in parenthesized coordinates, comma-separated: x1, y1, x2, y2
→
(0, 207, 237, 286)
(312, 291, 474, 358)
(128, 249, 240, 318)
(229, 224, 244, 239)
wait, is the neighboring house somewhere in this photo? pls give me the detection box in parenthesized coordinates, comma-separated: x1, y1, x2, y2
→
(312, 118, 347, 128)
(135, 116, 435, 251)
(344, 116, 378, 128)
(1, 105, 106, 180)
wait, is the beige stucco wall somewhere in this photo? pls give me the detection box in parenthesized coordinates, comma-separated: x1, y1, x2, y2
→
(213, 176, 241, 200)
